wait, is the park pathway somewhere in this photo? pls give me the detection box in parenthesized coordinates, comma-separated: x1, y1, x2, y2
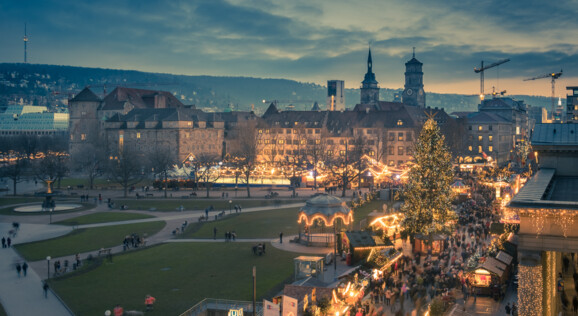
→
(0, 201, 305, 316)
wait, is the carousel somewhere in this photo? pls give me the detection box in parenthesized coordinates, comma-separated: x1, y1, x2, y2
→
(297, 194, 354, 247)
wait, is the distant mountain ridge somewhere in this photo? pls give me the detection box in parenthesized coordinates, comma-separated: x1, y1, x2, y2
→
(0, 63, 551, 114)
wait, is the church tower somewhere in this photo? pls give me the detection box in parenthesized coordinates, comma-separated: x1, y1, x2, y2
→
(360, 48, 380, 105)
(402, 48, 425, 107)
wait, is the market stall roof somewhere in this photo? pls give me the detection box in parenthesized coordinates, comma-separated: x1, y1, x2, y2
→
(414, 233, 446, 241)
(297, 194, 353, 226)
(479, 257, 508, 277)
(495, 251, 513, 265)
(344, 231, 390, 248)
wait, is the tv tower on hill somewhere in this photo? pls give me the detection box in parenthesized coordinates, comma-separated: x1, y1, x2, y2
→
(23, 23, 29, 63)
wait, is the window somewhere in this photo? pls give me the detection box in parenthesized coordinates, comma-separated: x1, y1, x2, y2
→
(468, 126, 472, 130)
(489, 146, 493, 152)
(258, 129, 263, 134)
(327, 150, 333, 156)
(478, 136, 482, 142)
(398, 160, 404, 166)
(307, 129, 312, 134)
(315, 129, 320, 134)
(368, 140, 375, 145)
(286, 129, 291, 134)
(516, 126, 520, 135)
(407, 147, 412, 155)
(340, 140, 345, 145)
(70, 135, 74, 141)
(137, 132, 141, 139)
(489, 125, 493, 131)
(489, 135, 493, 142)
(468, 146, 472, 152)
(389, 133, 395, 141)
(315, 139, 320, 144)
(278, 139, 284, 144)
(388, 146, 394, 155)
(369, 150, 375, 156)
(187, 122, 192, 126)
(339, 150, 346, 156)
(389, 160, 395, 166)
(81, 134, 86, 141)
(398, 132, 404, 141)
(478, 146, 482, 153)
(397, 120, 403, 126)
(398, 146, 404, 155)
(406, 133, 412, 141)
(300, 139, 306, 145)
(478, 126, 483, 131)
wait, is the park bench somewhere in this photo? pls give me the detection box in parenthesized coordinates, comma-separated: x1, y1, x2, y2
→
(98, 248, 112, 257)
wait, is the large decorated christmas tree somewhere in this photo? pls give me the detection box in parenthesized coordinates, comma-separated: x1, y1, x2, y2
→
(399, 116, 456, 241)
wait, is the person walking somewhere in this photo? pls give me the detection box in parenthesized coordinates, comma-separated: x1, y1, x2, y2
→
(43, 282, 49, 298)
(22, 262, 28, 276)
(213, 227, 217, 240)
(145, 295, 156, 311)
(1, 236, 5, 248)
(7, 237, 11, 248)
(279, 232, 283, 244)
(505, 302, 511, 315)
(16, 263, 22, 277)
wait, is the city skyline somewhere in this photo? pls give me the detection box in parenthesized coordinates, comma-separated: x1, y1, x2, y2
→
(1, 0, 577, 97)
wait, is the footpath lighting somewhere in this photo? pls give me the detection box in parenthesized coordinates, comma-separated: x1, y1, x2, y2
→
(46, 256, 51, 280)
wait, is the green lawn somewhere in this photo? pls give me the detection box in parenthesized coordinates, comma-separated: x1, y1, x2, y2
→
(114, 198, 303, 212)
(0, 201, 93, 216)
(15, 221, 166, 261)
(55, 212, 155, 226)
(0, 197, 44, 207)
(0, 302, 6, 316)
(51, 243, 303, 316)
(352, 200, 388, 224)
(182, 207, 301, 239)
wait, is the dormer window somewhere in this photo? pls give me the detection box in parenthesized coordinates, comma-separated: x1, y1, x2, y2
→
(397, 120, 403, 126)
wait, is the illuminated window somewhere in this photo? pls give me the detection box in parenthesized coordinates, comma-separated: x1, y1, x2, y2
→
(315, 139, 320, 144)
(389, 160, 395, 166)
(266, 129, 270, 134)
(187, 122, 192, 126)
(70, 135, 74, 141)
(389, 133, 395, 141)
(278, 139, 284, 144)
(327, 150, 333, 156)
(398, 146, 404, 155)
(398, 132, 404, 141)
(468, 146, 472, 152)
(478, 146, 482, 153)
(300, 139, 306, 145)
(258, 140, 263, 144)
(369, 150, 375, 156)
(478, 126, 483, 131)
(489, 135, 493, 142)
(136, 132, 141, 139)
(388, 146, 394, 155)
(293, 129, 298, 134)
(489, 146, 493, 152)
(294, 122, 298, 125)
(258, 129, 263, 134)
(81, 134, 86, 141)
(265, 140, 270, 144)
(478, 136, 482, 141)
(339, 150, 346, 156)
(397, 120, 403, 126)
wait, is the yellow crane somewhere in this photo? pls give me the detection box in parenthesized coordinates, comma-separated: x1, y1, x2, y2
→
(474, 58, 510, 99)
(523, 70, 563, 119)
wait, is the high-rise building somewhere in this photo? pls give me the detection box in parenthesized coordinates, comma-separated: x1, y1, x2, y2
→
(566, 86, 578, 123)
(402, 49, 425, 107)
(360, 48, 379, 105)
(326, 80, 345, 111)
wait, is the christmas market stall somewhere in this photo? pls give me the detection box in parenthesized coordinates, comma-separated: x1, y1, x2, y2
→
(468, 256, 508, 295)
(341, 231, 391, 265)
(297, 194, 353, 247)
(293, 256, 325, 281)
(413, 233, 446, 255)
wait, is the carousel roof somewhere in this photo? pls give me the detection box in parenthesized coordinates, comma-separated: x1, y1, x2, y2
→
(297, 194, 353, 226)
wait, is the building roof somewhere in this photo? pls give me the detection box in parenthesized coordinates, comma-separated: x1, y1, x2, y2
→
(531, 123, 578, 146)
(509, 168, 578, 209)
(479, 257, 508, 277)
(99, 87, 183, 111)
(343, 231, 387, 248)
(297, 194, 353, 226)
(106, 107, 222, 126)
(70, 87, 101, 102)
(463, 111, 510, 124)
(478, 97, 526, 112)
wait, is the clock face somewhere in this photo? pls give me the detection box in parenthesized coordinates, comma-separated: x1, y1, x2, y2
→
(406, 89, 413, 96)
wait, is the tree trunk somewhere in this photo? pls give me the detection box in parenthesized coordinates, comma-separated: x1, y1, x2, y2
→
(12, 179, 17, 196)
(164, 172, 168, 199)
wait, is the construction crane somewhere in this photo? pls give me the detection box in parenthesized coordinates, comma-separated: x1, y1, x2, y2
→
(523, 70, 563, 120)
(474, 58, 510, 99)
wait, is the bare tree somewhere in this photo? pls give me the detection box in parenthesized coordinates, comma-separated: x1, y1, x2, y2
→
(230, 121, 260, 198)
(304, 130, 330, 190)
(71, 143, 106, 190)
(107, 148, 144, 198)
(34, 152, 69, 189)
(325, 140, 360, 197)
(193, 153, 222, 198)
(0, 155, 28, 196)
(148, 146, 177, 198)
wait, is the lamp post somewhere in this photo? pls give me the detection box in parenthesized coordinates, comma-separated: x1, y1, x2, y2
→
(252, 266, 256, 316)
(46, 256, 51, 280)
(229, 200, 232, 213)
(334, 224, 337, 280)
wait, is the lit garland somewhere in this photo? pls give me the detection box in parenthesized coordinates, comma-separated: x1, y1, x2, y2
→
(518, 264, 542, 316)
(513, 207, 578, 238)
(545, 251, 555, 316)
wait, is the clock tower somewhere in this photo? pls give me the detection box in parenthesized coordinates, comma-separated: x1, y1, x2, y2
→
(402, 48, 425, 107)
(360, 48, 380, 105)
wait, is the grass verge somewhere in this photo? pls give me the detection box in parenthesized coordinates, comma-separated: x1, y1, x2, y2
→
(15, 221, 165, 261)
(51, 243, 303, 316)
(55, 212, 155, 226)
(113, 199, 303, 212)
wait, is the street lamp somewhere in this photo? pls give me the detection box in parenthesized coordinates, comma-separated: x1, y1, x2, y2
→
(46, 256, 51, 280)
(229, 200, 232, 213)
